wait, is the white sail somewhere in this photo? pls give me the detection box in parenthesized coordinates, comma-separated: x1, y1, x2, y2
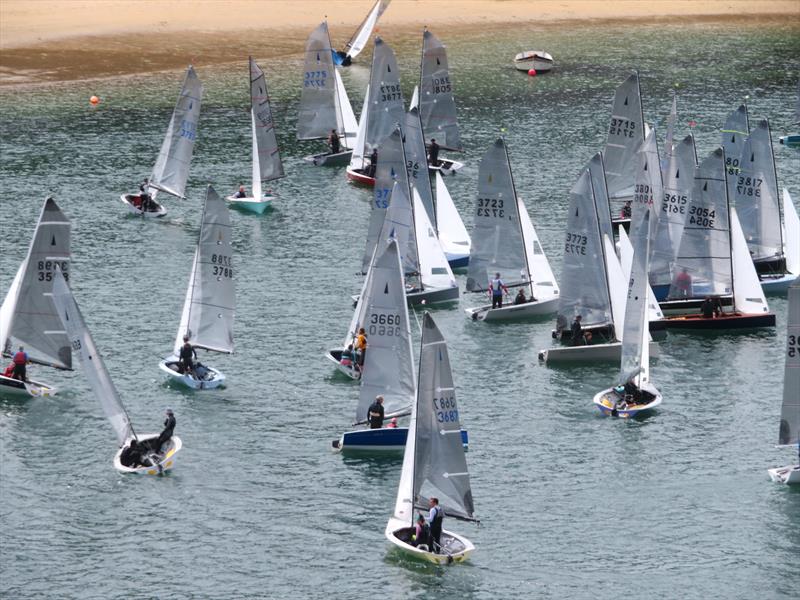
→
(349, 84, 370, 169)
(1, 198, 71, 369)
(334, 68, 359, 148)
(434, 172, 471, 259)
(587, 152, 614, 242)
(720, 104, 749, 202)
(343, 0, 391, 60)
(730, 208, 770, 315)
(519, 196, 559, 301)
(51, 270, 134, 446)
(734, 118, 783, 263)
(404, 107, 436, 226)
(632, 129, 662, 244)
(663, 90, 678, 170)
(344, 264, 374, 350)
(668, 148, 732, 300)
(619, 227, 664, 323)
(604, 235, 628, 340)
(174, 186, 235, 355)
(378, 181, 420, 278)
(250, 57, 285, 186)
(356, 239, 415, 423)
(778, 280, 800, 446)
(365, 38, 405, 154)
(149, 65, 203, 199)
(619, 211, 653, 385)
(409, 85, 419, 110)
(413, 188, 457, 292)
(784, 189, 800, 276)
(419, 29, 461, 151)
(603, 72, 645, 203)
(297, 22, 339, 141)
(412, 313, 475, 521)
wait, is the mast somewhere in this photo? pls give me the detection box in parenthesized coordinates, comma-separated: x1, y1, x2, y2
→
(502, 139, 534, 299)
(723, 147, 736, 310)
(765, 118, 785, 257)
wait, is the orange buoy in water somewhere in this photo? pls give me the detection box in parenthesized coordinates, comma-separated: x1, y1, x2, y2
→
(527, 69, 537, 77)
(89, 95, 100, 105)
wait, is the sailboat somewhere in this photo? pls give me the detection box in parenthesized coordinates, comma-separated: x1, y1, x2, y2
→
(721, 103, 750, 205)
(594, 209, 662, 418)
(333, 0, 391, 66)
(0, 198, 71, 398)
(418, 29, 464, 175)
(767, 279, 800, 484)
(159, 185, 235, 389)
(385, 312, 477, 564)
(465, 138, 559, 321)
(298, 22, 359, 166)
(659, 148, 776, 330)
(605, 72, 645, 230)
(226, 57, 284, 214)
(51, 270, 181, 474)
(361, 130, 459, 306)
(778, 81, 800, 148)
(733, 118, 799, 292)
(121, 65, 203, 217)
(346, 37, 405, 186)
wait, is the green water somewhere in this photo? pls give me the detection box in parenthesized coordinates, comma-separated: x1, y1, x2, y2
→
(0, 19, 799, 599)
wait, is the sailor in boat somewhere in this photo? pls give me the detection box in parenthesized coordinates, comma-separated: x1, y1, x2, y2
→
(570, 315, 583, 345)
(368, 395, 384, 429)
(367, 148, 378, 178)
(355, 328, 368, 371)
(621, 200, 632, 219)
(514, 288, 532, 305)
(234, 184, 247, 199)
(10, 346, 29, 382)
(411, 514, 431, 550)
(138, 179, 157, 213)
(328, 129, 341, 155)
(700, 296, 723, 319)
(427, 138, 440, 168)
(489, 273, 509, 309)
(155, 408, 176, 452)
(119, 438, 146, 468)
(673, 268, 693, 298)
(341, 344, 357, 371)
(613, 378, 654, 411)
(428, 497, 444, 553)
(178, 335, 197, 376)
(386, 417, 398, 429)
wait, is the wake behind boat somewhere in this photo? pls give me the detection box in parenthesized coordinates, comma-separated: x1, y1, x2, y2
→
(51, 270, 181, 474)
(160, 185, 235, 390)
(0, 198, 72, 399)
(121, 65, 202, 217)
(385, 312, 477, 564)
(226, 57, 284, 214)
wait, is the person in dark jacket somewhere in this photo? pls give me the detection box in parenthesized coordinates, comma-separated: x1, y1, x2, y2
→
(367, 148, 378, 178)
(119, 438, 144, 468)
(178, 335, 197, 375)
(427, 139, 440, 167)
(155, 408, 176, 453)
(328, 129, 341, 154)
(368, 395, 384, 429)
(428, 497, 444, 553)
(570, 315, 584, 345)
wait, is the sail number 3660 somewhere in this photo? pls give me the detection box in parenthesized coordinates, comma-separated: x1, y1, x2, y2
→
(369, 312, 401, 337)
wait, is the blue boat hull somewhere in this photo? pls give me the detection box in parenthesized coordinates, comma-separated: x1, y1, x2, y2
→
(333, 427, 469, 452)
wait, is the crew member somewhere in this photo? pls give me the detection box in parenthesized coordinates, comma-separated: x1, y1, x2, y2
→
(368, 395, 384, 429)
(11, 346, 28, 382)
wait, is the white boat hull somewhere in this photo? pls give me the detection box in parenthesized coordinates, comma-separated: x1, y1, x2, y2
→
(466, 296, 558, 321)
(325, 349, 361, 380)
(385, 518, 474, 564)
(429, 158, 464, 176)
(539, 341, 660, 364)
(592, 387, 662, 418)
(225, 195, 274, 214)
(0, 374, 57, 398)
(761, 272, 799, 294)
(158, 358, 225, 390)
(113, 434, 182, 475)
(768, 464, 800, 484)
(120, 194, 167, 218)
(513, 51, 554, 72)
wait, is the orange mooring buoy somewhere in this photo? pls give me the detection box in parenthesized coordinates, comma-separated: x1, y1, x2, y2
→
(89, 95, 100, 105)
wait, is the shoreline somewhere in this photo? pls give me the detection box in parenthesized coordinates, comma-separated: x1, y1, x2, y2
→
(0, 1, 798, 86)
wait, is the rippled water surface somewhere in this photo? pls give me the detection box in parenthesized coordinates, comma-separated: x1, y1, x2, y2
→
(1, 19, 799, 599)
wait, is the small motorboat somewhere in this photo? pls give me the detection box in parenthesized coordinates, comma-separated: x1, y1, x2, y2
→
(513, 51, 554, 73)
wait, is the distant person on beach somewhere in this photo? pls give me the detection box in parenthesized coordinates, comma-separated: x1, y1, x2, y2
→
(328, 129, 341, 154)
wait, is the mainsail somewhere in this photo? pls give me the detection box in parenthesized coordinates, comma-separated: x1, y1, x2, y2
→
(631, 129, 662, 244)
(249, 57, 284, 200)
(355, 239, 415, 424)
(720, 104, 749, 202)
(651, 134, 697, 288)
(619, 209, 652, 386)
(587, 152, 614, 243)
(556, 170, 614, 328)
(404, 107, 436, 226)
(342, 0, 391, 61)
(0, 198, 71, 369)
(149, 65, 203, 199)
(778, 281, 800, 446)
(364, 38, 405, 155)
(174, 186, 235, 355)
(419, 29, 461, 151)
(733, 118, 783, 263)
(466, 138, 530, 294)
(51, 270, 134, 446)
(297, 22, 339, 140)
(667, 148, 732, 300)
(379, 182, 420, 279)
(412, 312, 475, 521)
(603, 72, 645, 204)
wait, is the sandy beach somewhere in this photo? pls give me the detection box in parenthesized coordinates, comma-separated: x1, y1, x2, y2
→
(0, 0, 798, 84)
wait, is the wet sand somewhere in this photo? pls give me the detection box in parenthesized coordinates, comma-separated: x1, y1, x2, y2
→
(0, 0, 797, 85)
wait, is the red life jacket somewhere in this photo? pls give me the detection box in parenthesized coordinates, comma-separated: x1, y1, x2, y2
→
(13, 351, 26, 365)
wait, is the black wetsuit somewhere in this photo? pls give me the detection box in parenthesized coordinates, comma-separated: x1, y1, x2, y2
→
(156, 414, 176, 452)
(120, 443, 143, 467)
(329, 133, 341, 154)
(179, 343, 197, 374)
(429, 505, 444, 552)
(368, 401, 384, 429)
(570, 319, 583, 345)
(367, 150, 378, 177)
(428, 141, 440, 167)
(701, 299, 714, 318)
